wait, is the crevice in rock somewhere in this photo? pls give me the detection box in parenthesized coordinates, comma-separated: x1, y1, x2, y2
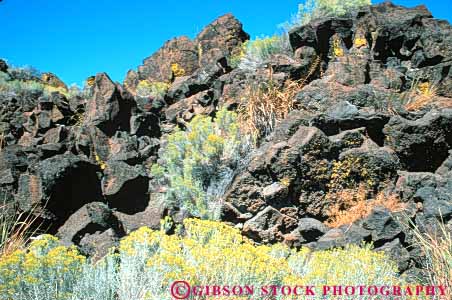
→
(404, 144, 450, 172)
(107, 177, 149, 214)
(46, 163, 103, 232)
(441, 65, 451, 79)
(372, 231, 405, 248)
(418, 55, 444, 68)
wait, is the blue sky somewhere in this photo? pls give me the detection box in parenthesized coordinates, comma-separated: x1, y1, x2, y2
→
(0, 0, 450, 86)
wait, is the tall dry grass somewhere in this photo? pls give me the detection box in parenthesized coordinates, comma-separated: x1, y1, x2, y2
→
(407, 216, 451, 298)
(238, 56, 321, 141)
(403, 80, 447, 112)
(0, 199, 42, 257)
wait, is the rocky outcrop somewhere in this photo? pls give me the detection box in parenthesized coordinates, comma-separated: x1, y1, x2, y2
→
(125, 14, 248, 90)
(0, 1, 451, 278)
(56, 202, 125, 260)
(383, 109, 452, 172)
(41, 72, 68, 91)
(221, 1, 452, 277)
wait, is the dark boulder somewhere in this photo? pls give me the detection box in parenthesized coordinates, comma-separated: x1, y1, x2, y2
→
(101, 160, 149, 214)
(361, 207, 403, 245)
(383, 109, 452, 172)
(310, 101, 390, 145)
(436, 150, 452, 176)
(332, 145, 401, 191)
(165, 89, 217, 123)
(84, 73, 133, 136)
(0, 59, 8, 73)
(312, 224, 372, 250)
(56, 202, 125, 260)
(15, 153, 103, 230)
(268, 54, 320, 80)
(225, 126, 334, 216)
(296, 81, 396, 115)
(56, 202, 123, 245)
(166, 63, 226, 104)
(242, 206, 297, 243)
(315, 228, 346, 250)
(396, 171, 452, 221)
(113, 193, 165, 234)
(127, 13, 248, 90)
(130, 111, 160, 137)
(291, 218, 329, 245)
(195, 13, 249, 68)
(137, 36, 199, 83)
(104, 132, 140, 164)
(375, 238, 411, 272)
(328, 127, 367, 153)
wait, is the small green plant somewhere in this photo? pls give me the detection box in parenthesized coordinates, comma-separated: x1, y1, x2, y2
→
(236, 35, 292, 71)
(0, 64, 71, 98)
(8, 65, 41, 81)
(287, 0, 371, 28)
(0, 73, 70, 98)
(151, 108, 251, 220)
(135, 80, 170, 99)
(159, 215, 174, 233)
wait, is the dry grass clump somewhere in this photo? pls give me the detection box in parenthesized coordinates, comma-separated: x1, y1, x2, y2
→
(403, 215, 451, 297)
(326, 185, 406, 227)
(238, 78, 299, 139)
(404, 81, 440, 111)
(436, 97, 452, 109)
(0, 200, 41, 257)
(238, 56, 321, 140)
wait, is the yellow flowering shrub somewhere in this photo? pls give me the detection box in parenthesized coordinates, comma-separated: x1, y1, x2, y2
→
(86, 76, 95, 87)
(151, 108, 251, 219)
(354, 36, 367, 48)
(0, 235, 85, 300)
(0, 219, 407, 300)
(95, 152, 107, 170)
(288, 243, 400, 287)
(118, 219, 405, 299)
(332, 36, 344, 57)
(417, 81, 434, 96)
(171, 63, 186, 77)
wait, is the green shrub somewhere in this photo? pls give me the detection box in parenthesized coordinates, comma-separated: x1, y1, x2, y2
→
(289, 0, 371, 27)
(8, 66, 41, 81)
(0, 77, 44, 95)
(234, 35, 292, 71)
(0, 74, 72, 98)
(0, 65, 72, 98)
(0, 219, 409, 300)
(135, 80, 170, 99)
(151, 108, 251, 220)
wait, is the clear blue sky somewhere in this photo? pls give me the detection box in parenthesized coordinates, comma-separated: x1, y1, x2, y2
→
(0, 0, 450, 86)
